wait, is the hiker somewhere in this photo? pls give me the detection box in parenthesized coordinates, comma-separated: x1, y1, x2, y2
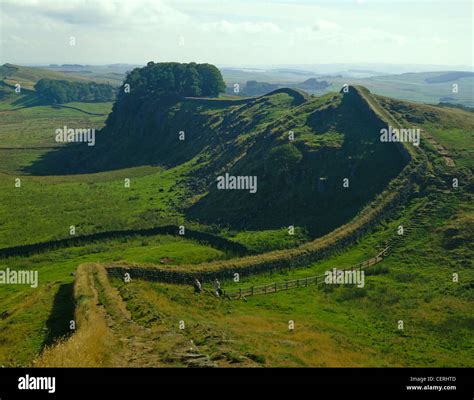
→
(193, 278, 202, 294)
(213, 278, 222, 297)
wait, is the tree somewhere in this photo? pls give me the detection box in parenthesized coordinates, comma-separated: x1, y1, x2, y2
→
(35, 79, 115, 104)
(182, 63, 202, 97)
(118, 61, 226, 100)
(197, 63, 226, 96)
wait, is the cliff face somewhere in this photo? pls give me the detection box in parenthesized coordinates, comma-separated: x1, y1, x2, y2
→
(182, 88, 407, 235)
(28, 86, 409, 236)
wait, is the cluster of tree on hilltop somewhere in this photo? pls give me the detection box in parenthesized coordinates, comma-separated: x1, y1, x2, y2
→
(117, 62, 226, 101)
(34, 79, 116, 104)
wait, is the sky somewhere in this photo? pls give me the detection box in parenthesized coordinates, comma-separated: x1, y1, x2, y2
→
(0, 0, 472, 67)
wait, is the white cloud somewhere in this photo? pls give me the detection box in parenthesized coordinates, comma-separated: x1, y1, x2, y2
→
(294, 19, 344, 42)
(311, 19, 342, 33)
(2, 0, 190, 28)
(0, 0, 470, 66)
(419, 36, 449, 45)
(7, 34, 31, 46)
(294, 23, 407, 47)
(358, 28, 407, 46)
(200, 20, 281, 34)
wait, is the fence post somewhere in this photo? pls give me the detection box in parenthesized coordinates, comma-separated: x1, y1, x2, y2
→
(264, 285, 267, 294)
(274, 282, 277, 292)
(239, 288, 242, 298)
(251, 286, 254, 296)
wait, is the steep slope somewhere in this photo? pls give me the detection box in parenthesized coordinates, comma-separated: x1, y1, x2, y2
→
(28, 86, 409, 236)
(187, 88, 407, 235)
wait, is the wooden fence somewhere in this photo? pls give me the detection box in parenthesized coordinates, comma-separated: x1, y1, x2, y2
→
(223, 246, 389, 300)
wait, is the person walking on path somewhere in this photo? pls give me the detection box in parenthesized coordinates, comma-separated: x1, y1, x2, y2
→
(213, 278, 222, 297)
(194, 278, 202, 294)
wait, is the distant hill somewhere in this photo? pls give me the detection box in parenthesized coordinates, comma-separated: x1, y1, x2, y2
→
(0, 63, 94, 90)
(298, 78, 330, 90)
(425, 71, 474, 83)
(221, 68, 474, 107)
(0, 63, 116, 105)
(437, 102, 474, 112)
(270, 68, 315, 76)
(236, 77, 329, 96)
(43, 63, 139, 85)
(240, 80, 280, 96)
(322, 71, 474, 107)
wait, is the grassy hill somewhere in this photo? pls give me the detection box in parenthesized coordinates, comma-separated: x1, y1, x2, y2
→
(0, 68, 472, 368)
(42, 64, 136, 86)
(28, 87, 409, 237)
(0, 64, 116, 109)
(0, 63, 94, 91)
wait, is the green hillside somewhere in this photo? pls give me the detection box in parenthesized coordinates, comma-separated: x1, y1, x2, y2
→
(27, 63, 411, 237)
(0, 64, 116, 108)
(0, 62, 472, 368)
(28, 88, 408, 238)
(23, 64, 473, 241)
(0, 63, 94, 91)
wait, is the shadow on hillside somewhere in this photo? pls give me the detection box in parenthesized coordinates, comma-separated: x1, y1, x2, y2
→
(11, 93, 46, 108)
(23, 143, 104, 175)
(0, 87, 46, 109)
(42, 283, 75, 349)
(24, 119, 208, 176)
(24, 96, 206, 175)
(22, 139, 164, 175)
(25, 91, 305, 175)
